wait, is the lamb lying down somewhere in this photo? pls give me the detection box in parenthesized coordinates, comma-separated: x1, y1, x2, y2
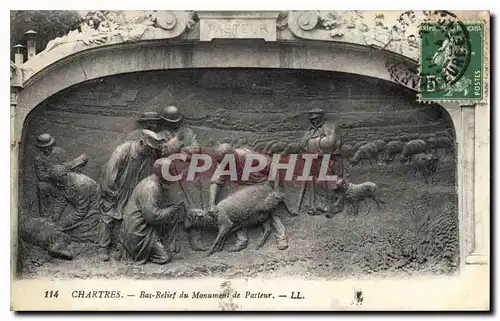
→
(332, 179, 386, 216)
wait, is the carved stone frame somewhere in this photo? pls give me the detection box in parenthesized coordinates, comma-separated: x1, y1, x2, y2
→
(10, 39, 489, 278)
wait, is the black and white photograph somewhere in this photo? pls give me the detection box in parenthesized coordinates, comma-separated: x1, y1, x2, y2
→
(8, 9, 490, 311)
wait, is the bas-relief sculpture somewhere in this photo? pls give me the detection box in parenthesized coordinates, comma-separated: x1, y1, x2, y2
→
(19, 10, 424, 87)
(17, 68, 459, 278)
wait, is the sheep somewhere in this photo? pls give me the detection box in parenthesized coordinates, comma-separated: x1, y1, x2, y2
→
(384, 140, 405, 163)
(268, 141, 287, 155)
(281, 142, 301, 156)
(190, 183, 294, 256)
(236, 138, 250, 148)
(262, 140, 277, 154)
(399, 139, 427, 163)
(332, 178, 385, 216)
(418, 133, 437, 141)
(372, 139, 387, 153)
(340, 144, 354, 159)
(253, 141, 267, 153)
(405, 133, 421, 141)
(349, 142, 378, 167)
(20, 216, 73, 260)
(386, 136, 401, 143)
(251, 138, 266, 149)
(427, 137, 437, 152)
(436, 130, 453, 139)
(408, 153, 440, 184)
(372, 139, 387, 163)
(183, 208, 275, 252)
(352, 140, 369, 153)
(434, 136, 455, 159)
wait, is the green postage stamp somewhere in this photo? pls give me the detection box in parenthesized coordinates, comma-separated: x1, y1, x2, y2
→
(419, 20, 486, 102)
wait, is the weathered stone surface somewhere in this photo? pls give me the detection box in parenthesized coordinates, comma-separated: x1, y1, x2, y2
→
(17, 68, 459, 278)
(198, 11, 279, 41)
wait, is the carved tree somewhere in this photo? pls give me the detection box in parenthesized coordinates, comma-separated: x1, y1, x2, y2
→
(10, 10, 83, 60)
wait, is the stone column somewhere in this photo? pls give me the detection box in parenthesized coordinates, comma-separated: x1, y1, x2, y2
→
(11, 56, 23, 278)
(10, 85, 21, 278)
(466, 102, 489, 264)
(459, 105, 476, 264)
(441, 102, 487, 268)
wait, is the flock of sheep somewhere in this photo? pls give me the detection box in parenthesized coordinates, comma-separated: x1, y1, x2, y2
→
(212, 130, 454, 186)
(342, 133, 454, 184)
(236, 131, 454, 185)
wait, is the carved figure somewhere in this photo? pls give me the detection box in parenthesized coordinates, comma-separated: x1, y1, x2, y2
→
(120, 169, 184, 265)
(156, 105, 201, 252)
(332, 178, 385, 216)
(349, 142, 378, 167)
(299, 106, 344, 216)
(372, 139, 387, 153)
(384, 140, 405, 163)
(126, 111, 163, 141)
(19, 215, 73, 260)
(207, 143, 290, 251)
(96, 130, 164, 261)
(352, 140, 369, 153)
(399, 139, 427, 163)
(433, 136, 455, 159)
(408, 153, 440, 184)
(157, 105, 200, 154)
(47, 165, 100, 242)
(34, 133, 88, 217)
(205, 182, 293, 256)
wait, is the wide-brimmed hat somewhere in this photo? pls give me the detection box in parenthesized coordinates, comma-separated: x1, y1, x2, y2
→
(141, 129, 163, 149)
(35, 133, 55, 148)
(307, 108, 325, 119)
(137, 111, 161, 123)
(48, 165, 69, 181)
(160, 105, 183, 123)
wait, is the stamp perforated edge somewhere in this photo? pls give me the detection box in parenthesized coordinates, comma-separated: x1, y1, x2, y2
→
(416, 17, 489, 105)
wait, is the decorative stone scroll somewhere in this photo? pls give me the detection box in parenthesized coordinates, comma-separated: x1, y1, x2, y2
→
(287, 11, 421, 61)
(21, 11, 194, 82)
(198, 11, 280, 42)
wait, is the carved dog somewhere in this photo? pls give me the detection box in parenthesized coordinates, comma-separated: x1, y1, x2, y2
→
(332, 179, 385, 216)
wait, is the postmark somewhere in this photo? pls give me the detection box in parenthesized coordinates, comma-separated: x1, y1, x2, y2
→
(418, 13, 485, 102)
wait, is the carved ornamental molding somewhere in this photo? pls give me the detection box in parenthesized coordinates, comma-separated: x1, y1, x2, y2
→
(19, 10, 431, 86)
(287, 10, 421, 61)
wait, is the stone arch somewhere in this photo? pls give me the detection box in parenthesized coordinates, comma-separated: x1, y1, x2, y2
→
(15, 40, 464, 139)
(11, 38, 485, 278)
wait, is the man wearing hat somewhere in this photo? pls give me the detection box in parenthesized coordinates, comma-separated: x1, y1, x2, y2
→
(156, 105, 201, 253)
(157, 105, 200, 156)
(97, 129, 165, 261)
(47, 164, 100, 243)
(120, 158, 185, 265)
(34, 133, 88, 217)
(298, 103, 344, 217)
(126, 111, 163, 141)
